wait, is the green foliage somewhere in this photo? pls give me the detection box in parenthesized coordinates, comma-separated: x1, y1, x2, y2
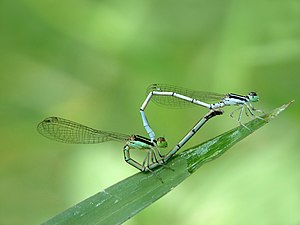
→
(43, 102, 293, 225)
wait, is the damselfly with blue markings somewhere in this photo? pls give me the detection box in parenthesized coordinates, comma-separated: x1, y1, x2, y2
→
(37, 110, 223, 173)
(140, 84, 264, 141)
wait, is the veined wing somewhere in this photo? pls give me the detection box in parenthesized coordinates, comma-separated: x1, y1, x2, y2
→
(37, 117, 130, 144)
(146, 84, 225, 108)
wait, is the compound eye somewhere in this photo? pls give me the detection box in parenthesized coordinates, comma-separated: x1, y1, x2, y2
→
(156, 137, 168, 148)
(248, 92, 259, 102)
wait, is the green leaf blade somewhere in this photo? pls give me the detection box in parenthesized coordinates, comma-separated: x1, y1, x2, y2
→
(43, 101, 293, 225)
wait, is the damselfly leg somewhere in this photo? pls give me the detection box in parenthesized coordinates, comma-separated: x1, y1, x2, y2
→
(230, 103, 265, 130)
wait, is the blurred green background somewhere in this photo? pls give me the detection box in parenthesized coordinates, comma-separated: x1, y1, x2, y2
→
(0, 0, 299, 224)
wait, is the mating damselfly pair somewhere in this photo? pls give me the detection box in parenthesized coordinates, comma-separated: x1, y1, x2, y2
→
(38, 84, 264, 173)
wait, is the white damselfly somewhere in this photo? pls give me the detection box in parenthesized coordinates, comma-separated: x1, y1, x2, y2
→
(37, 111, 222, 174)
(140, 84, 264, 141)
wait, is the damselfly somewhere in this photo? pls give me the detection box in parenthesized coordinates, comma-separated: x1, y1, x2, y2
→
(37, 117, 168, 172)
(140, 84, 263, 141)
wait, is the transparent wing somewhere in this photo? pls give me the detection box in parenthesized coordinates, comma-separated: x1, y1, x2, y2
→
(146, 84, 225, 108)
(37, 117, 130, 144)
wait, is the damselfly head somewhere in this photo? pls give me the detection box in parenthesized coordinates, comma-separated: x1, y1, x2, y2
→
(248, 92, 259, 102)
(156, 137, 168, 148)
